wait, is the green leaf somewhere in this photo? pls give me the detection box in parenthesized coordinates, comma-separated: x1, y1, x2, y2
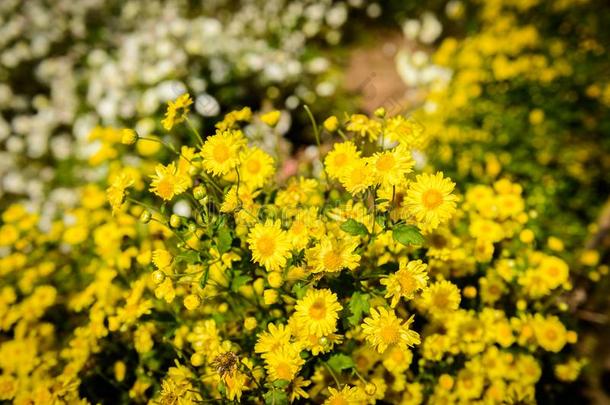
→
(327, 353, 355, 374)
(340, 218, 368, 236)
(216, 227, 233, 253)
(199, 267, 210, 289)
(392, 224, 425, 246)
(176, 250, 200, 264)
(272, 379, 290, 389)
(347, 292, 370, 326)
(291, 282, 308, 299)
(230, 272, 252, 292)
(264, 389, 288, 405)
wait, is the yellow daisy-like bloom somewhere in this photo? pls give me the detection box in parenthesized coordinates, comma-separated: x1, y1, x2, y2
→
(405, 172, 457, 231)
(152, 249, 173, 269)
(263, 346, 304, 382)
(293, 289, 342, 337)
(538, 255, 569, 290)
(367, 145, 414, 186)
(382, 346, 413, 374)
(289, 376, 311, 402)
(161, 93, 193, 131)
(324, 141, 361, 180)
(324, 385, 365, 405)
(339, 159, 374, 195)
(220, 185, 258, 214)
(239, 147, 275, 189)
(106, 173, 134, 215)
(200, 130, 246, 176)
(361, 307, 420, 354)
(306, 236, 360, 274)
(420, 280, 461, 317)
(533, 315, 568, 353)
(346, 114, 382, 141)
(255, 323, 292, 357)
(380, 259, 428, 307)
(149, 162, 190, 201)
(247, 220, 291, 272)
(384, 115, 425, 149)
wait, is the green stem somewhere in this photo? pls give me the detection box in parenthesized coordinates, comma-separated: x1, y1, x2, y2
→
(186, 117, 205, 147)
(323, 362, 342, 388)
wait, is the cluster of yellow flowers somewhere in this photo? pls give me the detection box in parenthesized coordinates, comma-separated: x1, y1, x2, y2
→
(415, 0, 610, 259)
(0, 91, 584, 403)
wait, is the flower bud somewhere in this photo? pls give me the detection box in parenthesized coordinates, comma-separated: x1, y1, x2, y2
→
(170, 214, 181, 228)
(244, 317, 258, 331)
(121, 129, 138, 145)
(323, 116, 339, 132)
(267, 272, 283, 289)
(139, 210, 152, 224)
(152, 270, 166, 284)
(364, 383, 377, 396)
(184, 294, 201, 310)
(187, 222, 197, 233)
(263, 289, 278, 305)
(260, 110, 281, 127)
(191, 352, 205, 367)
(193, 185, 206, 200)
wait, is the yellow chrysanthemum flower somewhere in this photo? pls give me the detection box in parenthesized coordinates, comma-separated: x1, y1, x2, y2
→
(106, 173, 134, 215)
(306, 236, 360, 274)
(324, 385, 365, 405)
(161, 93, 193, 131)
(263, 346, 304, 382)
(384, 115, 425, 149)
(361, 306, 420, 353)
(255, 323, 292, 357)
(247, 220, 291, 272)
(346, 114, 382, 141)
(339, 159, 374, 195)
(533, 315, 568, 353)
(380, 259, 428, 307)
(420, 280, 461, 317)
(293, 289, 342, 337)
(405, 172, 457, 231)
(152, 249, 173, 269)
(149, 162, 190, 201)
(200, 130, 246, 176)
(239, 147, 275, 189)
(367, 144, 414, 186)
(324, 141, 361, 180)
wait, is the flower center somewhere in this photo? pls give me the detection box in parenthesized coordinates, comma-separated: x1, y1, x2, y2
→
(323, 251, 343, 271)
(380, 324, 399, 344)
(432, 291, 449, 308)
(333, 153, 348, 167)
(256, 235, 276, 257)
(546, 266, 559, 277)
(376, 154, 395, 172)
(275, 362, 293, 380)
(246, 158, 261, 174)
(156, 177, 175, 198)
(213, 143, 231, 163)
(422, 189, 443, 209)
(328, 397, 349, 405)
(398, 273, 417, 294)
(308, 299, 327, 320)
(545, 329, 558, 341)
